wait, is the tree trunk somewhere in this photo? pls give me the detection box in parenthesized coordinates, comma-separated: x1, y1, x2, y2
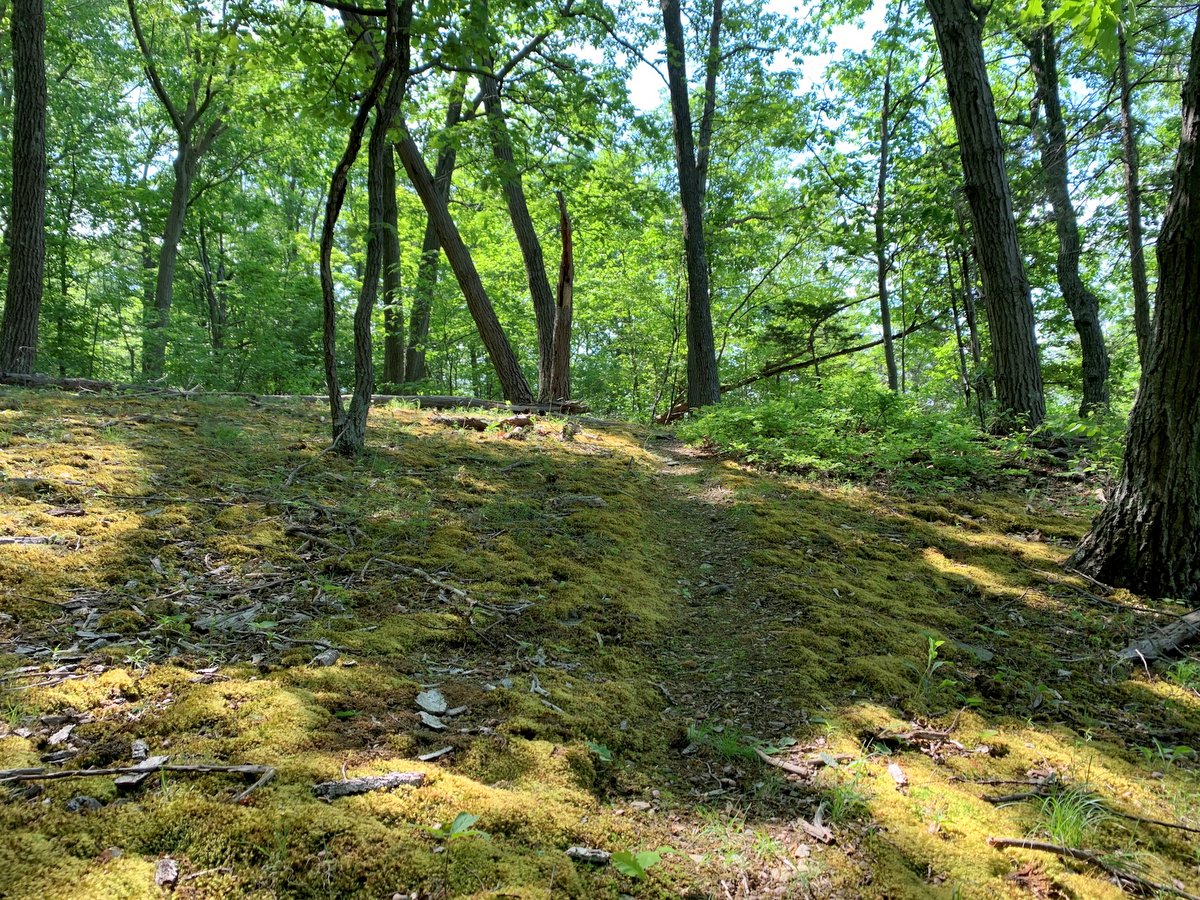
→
(394, 121, 533, 404)
(405, 77, 466, 383)
(926, 0, 1045, 429)
(0, 0, 46, 375)
(1027, 24, 1109, 416)
(142, 146, 196, 377)
(1118, 17, 1152, 369)
(661, 0, 720, 410)
(1068, 11, 1200, 601)
(380, 145, 404, 385)
(875, 70, 899, 391)
(197, 220, 226, 349)
(482, 70, 556, 401)
(548, 190, 573, 403)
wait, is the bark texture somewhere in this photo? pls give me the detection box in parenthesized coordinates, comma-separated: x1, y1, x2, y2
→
(661, 0, 720, 410)
(1068, 12, 1200, 601)
(926, 0, 1045, 428)
(1027, 25, 1109, 415)
(0, 0, 46, 374)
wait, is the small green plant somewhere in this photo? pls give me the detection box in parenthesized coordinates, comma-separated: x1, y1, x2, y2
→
(686, 722, 759, 760)
(1138, 737, 1197, 767)
(426, 811, 490, 844)
(1038, 787, 1109, 846)
(1166, 660, 1200, 692)
(820, 756, 871, 824)
(586, 740, 613, 762)
(905, 631, 958, 709)
(611, 846, 672, 880)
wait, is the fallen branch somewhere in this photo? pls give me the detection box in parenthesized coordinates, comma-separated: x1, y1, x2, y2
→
(987, 837, 1200, 899)
(0, 762, 275, 803)
(0, 536, 58, 546)
(1117, 608, 1200, 662)
(430, 414, 489, 432)
(754, 746, 853, 775)
(312, 771, 425, 800)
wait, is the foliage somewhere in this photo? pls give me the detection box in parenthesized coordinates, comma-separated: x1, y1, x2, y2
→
(679, 375, 1011, 490)
(610, 847, 671, 880)
(1037, 786, 1110, 846)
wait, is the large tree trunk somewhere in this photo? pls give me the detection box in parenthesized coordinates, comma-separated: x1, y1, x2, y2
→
(926, 0, 1045, 429)
(875, 70, 899, 391)
(482, 70, 556, 401)
(0, 0, 46, 375)
(380, 145, 404, 385)
(405, 78, 466, 383)
(394, 121, 533, 404)
(1027, 25, 1110, 416)
(1068, 11, 1200, 601)
(661, 0, 720, 410)
(547, 190, 573, 403)
(1118, 17, 1152, 369)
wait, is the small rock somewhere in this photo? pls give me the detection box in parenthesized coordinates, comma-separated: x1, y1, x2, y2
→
(155, 857, 179, 889)
(311, 648, 340, 667)
(419, 712, 446, 730)
(415, 689, 448, 714)
(630, 800, 652, 811)
(66, 795, 103, 812)
(47, 723, 75, 747)
(131, 739, 149, 762)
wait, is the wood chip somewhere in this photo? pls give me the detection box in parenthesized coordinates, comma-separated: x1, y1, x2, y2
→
(800, 817, 834, 843)
(888, 762, 908, 787)
(415, 689, 447, 714)
(47, 723, 75, 747)
(312, 771, 425, 800)
(115, 755, 170, 790)
(566, 846, 611, 864)
(417, 746, 454, 762)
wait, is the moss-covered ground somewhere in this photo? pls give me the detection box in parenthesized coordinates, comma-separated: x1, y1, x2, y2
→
(1, 388, 1197, 898)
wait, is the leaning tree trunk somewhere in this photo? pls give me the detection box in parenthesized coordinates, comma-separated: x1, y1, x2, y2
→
(547, 190, 573, 403)
(661, 0, 720, 410)
(405, 77, 466, 383)
(482, 70, 556, 401)
(380, 145, 404, 385)
(394, 120, 533, 404)
(1028, 24, 1109, 416)
(926, 0, 1045, 429)
(1118, 16, 1152, 369)
(1068, 11, 1200, 601)
(0, 0, 46, 375)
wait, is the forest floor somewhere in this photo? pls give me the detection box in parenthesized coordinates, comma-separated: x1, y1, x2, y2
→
(0, 388, 1198, 900)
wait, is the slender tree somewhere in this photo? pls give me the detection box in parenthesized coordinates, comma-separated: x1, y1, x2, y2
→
(1026, 23, 1109, 415)
(1068, 10, 1200, 600)
(1117, 14, 1152, 367)
(661, 0, 720, 410)
(0, 0, 47, 374)
(925, 0, 1045, 428)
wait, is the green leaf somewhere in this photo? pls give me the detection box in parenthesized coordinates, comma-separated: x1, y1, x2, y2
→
(611, 850, 648, 879)
(449, 812, 480, 836)
(586, 741, 613, 762)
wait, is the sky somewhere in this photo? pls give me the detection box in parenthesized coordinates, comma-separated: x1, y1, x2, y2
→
(624, 0, 890, 112)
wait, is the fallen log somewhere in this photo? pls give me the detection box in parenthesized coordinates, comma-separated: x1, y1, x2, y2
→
(1117, 608, 1200, 662)
(312, 771, 425, 800)
(987, 837, 1200, 899)
(0, 762, 275, 803)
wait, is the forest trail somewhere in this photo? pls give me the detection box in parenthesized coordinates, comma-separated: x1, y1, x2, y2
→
(1, 391, 1198, 899)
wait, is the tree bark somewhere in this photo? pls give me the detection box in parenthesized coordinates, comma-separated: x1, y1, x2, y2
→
(405, 77, 466, 383)
(380, 145, 404, 385)
(926, 0, 1045, 429)
(1027, 24, 1109, 415)
(0, 0, 46, 374)
(661, 0, 720, 410)
(875, 69, 899, 391)
(393, 122, 533, 404)
(1068, 11, 1200, 602)
(1118, 17, 1152, 369)
(482, 69, 556, 400)
(547, 190, 573, 403)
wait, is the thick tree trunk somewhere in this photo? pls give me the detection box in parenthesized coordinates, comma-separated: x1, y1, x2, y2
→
(1118, 19, 1152, 369)
(405, 78, 465, 383)
(0, 0, 46, 375)
(926, 0, 1045, 429)
(661, 0, 720, 410)
(380, 146, 404, 385)
(1068, 12, 1200, 601)
(394, 122, 533, 404)
(875, 71, 899, 391)
(547, 190, 573, 403)
(1027, 25, 1109, 416)
(482, 71, 556, 401)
